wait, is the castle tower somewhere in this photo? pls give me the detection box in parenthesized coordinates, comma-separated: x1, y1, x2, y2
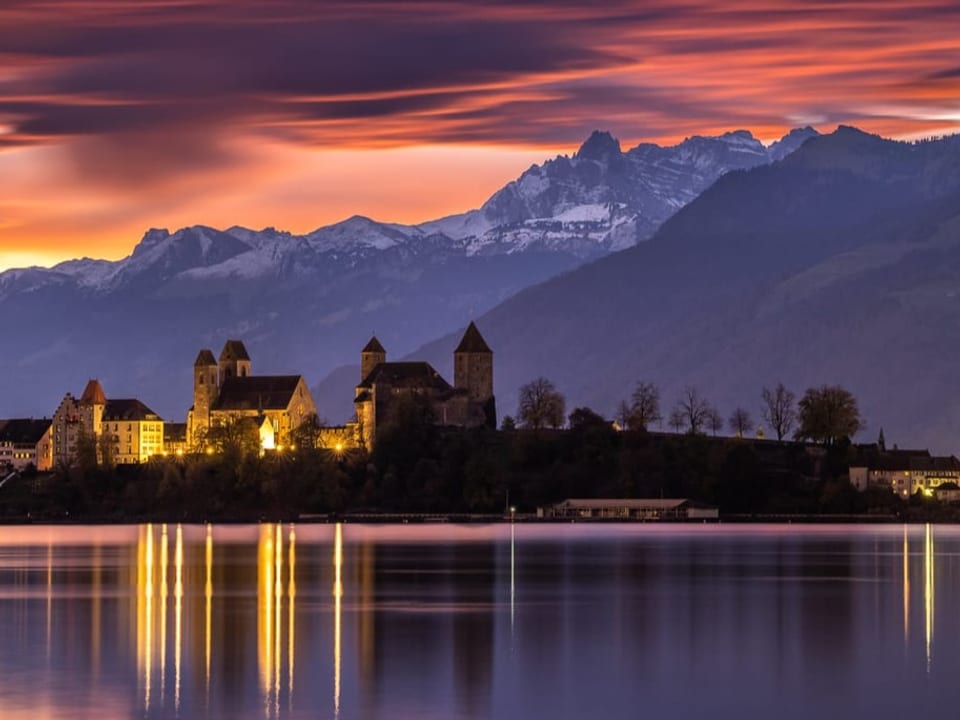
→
(361, 336, 386, 382)
(219, 339, 251, 385)
(453, 322, 495, 427)
(78, 379, 107, 437)
(192, 349, 218, 443)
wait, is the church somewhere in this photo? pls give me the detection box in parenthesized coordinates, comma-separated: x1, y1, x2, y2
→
(187, 340, 317, 451)
(352, 322, 496, 450)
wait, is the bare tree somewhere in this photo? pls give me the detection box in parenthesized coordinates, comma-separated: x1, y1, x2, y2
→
(728, 407, 754, 438)
(518, 377, 566, 430)
(761, 383, 797, 441)
(628, 381, 662, 430)
(672, 386, 713, 434)
(615, 400, 633, 431)
(668, 408, 685, 433)
(707, 407, 723, 436)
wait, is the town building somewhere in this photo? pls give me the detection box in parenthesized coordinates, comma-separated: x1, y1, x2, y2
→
(52, 380, 164, 466)
(101, 399, 164, 464)
(849, 449, 960, 497)
(352, 322, 496, 450)
(163, 423, 188, 456)
(0, 419, 53, 471)
(186, 339, 317, 451)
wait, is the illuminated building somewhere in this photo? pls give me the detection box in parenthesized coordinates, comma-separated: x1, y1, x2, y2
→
(850, 450, 960, 497)
(352, 322, 496, 450)
(163, 422, 188, 456)
(51, 379, 164, 465)
(186, 339, 317, 451)
(101, 399, 165, 464)
(0, 418, 53, 470)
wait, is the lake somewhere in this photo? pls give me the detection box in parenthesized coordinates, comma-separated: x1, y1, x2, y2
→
(0, 523, 956, 719)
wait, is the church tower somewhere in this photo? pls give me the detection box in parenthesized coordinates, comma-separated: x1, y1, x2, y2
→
(192, 349, 218, 444)
(361, 336, 386, 382)
(219, 339, 251, 385)
(454, 322, 495, 427)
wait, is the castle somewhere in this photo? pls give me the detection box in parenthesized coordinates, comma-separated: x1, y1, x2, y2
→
(352, 322, 496, 449)
(9, 324, 496, 469)
(186, 339, 317, 450)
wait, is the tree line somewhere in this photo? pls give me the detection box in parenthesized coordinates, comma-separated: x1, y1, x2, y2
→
(511, 377, 862, 446)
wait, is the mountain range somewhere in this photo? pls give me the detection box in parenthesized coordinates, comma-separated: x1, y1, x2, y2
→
(406, 126, 960, 452)
(0, 126, 814, 425)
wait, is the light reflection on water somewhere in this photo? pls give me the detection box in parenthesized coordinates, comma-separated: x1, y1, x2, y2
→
(1, 523, 960, 719)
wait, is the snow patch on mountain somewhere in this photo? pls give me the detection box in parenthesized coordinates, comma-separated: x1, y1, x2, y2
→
(0, 126, 820, 293)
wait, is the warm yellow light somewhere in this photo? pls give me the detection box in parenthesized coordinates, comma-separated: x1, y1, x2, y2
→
(176, 449, 184, 457)
(206, 447, 213, 455)
(334, 443, 344, 454)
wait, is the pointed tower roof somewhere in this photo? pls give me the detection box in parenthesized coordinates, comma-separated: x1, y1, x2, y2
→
(362, 336, 386, 353)
(220, 339, 250, 361)
(194, 349, 217, 366)
(454, 322, 491, 353)
(79, 379, 107, 406)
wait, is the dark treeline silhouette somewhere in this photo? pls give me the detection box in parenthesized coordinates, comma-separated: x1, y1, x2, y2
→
(0, 380, 927, 523)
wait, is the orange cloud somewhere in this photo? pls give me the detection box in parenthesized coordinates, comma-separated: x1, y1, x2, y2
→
(0, 0, 958, 268)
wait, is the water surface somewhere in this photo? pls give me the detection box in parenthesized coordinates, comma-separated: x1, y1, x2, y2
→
(0, 523, 955, 719)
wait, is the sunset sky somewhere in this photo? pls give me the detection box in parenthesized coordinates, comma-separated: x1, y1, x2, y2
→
(1, 0, 959, 270)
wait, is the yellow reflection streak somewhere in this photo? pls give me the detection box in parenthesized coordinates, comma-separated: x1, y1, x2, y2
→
(144, 523, 154, 713)
(160, 524, 168, 705)
(288, 526, 297, 709)
(175, 524, 183, 713)
(510, 523, 516, 636)
(46, 542, 52, 664)
(205, 525, 213, 697)
(258, 525, 275, 709)
(92, 544, 101, 675)
(902, 526, 910, 648)
(274, 524, 283, 720)
(925, 523, 935, 672)
(334, 523, 343, 720)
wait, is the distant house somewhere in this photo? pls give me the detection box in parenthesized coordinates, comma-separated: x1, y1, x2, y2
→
(187, 339, 317, 452)
(539, 498, 719, 520)
(850, 449, 960, 497)
(353, 323, 496, 450)
(0, 418, 53, 471)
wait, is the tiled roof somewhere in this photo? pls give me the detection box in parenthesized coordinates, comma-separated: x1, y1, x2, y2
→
(79, 379, 107, 406)
(213, 376, 302, 411)
(357, 362, 451, 391)
(362, 336, 386, 353)
(103, 399, 162, 422)
(454, 322, 491, 353)
(0, 418, 51, 445)
(219, 339, 251, 362)
(194, 349, 217, 366)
